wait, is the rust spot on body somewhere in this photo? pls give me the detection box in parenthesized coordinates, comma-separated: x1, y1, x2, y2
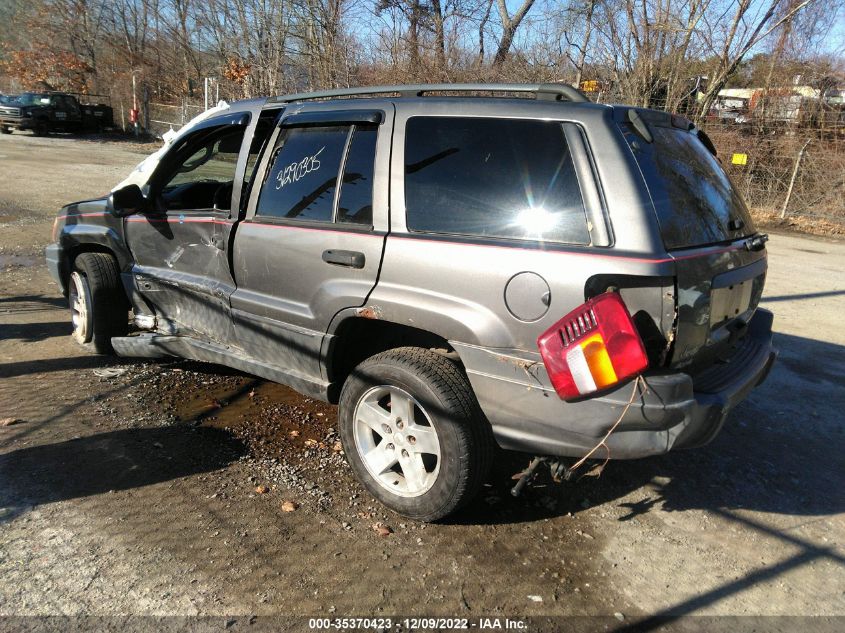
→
(357, 306, 383, 320)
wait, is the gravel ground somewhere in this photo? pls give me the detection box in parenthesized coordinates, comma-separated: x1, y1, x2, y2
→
(0, 132, 843, 631)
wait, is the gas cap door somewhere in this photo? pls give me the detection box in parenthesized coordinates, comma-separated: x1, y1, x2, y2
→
(504, 271, 551, 322)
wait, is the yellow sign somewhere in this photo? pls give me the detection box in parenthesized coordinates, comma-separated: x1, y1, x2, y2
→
(731, 153, 748, 165)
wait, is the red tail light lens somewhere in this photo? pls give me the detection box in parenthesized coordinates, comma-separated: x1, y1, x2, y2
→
(537, 292, 648, 401)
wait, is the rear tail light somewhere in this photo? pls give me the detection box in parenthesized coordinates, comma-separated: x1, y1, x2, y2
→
(537, 292, 648, 401)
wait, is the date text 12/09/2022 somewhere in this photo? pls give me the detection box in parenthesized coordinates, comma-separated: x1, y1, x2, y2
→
(308, 617, 528, 630)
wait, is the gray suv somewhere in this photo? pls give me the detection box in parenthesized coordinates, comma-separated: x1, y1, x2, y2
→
(45, 83, 777, 521)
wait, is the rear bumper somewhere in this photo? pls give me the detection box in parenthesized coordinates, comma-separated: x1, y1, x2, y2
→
(672, 309, 777, 449)
(454, 309, 777, 459)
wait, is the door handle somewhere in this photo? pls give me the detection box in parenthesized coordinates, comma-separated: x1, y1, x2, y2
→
(322, 249, 365, 269)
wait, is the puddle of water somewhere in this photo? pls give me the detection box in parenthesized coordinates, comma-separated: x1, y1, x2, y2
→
(0, 254, 38, 268)
(160, 370, 337, 456)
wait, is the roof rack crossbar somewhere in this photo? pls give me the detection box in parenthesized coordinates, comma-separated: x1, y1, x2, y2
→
(269, 83, 589, 104)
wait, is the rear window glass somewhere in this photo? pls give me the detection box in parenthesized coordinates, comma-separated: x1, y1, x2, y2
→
(631, 124, 755, 250)
(404, 117, 589, 244)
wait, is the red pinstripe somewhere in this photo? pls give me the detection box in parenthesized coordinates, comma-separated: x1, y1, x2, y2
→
(55, 213, 749, 264)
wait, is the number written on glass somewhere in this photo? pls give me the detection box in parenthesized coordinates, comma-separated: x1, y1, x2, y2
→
(276, 146, 324, 190)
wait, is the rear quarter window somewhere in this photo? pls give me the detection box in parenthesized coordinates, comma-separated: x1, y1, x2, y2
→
(629, 123, 755, 250)
(404, 117, 590, 244)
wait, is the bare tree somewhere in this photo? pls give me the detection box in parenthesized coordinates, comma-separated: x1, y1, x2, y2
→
(573, 0, 596, 86)
(111, 0, 155, 69)
(477, 0, 494, 65)
(376, 0, 426, 71)
(492, 0, 536, 67)
(430, 0, 447, 71)
(694, 0, 817, 121)
(49, 0, 110, 91)
(200, 0, 294, 97)
(297, 0, 354, 89)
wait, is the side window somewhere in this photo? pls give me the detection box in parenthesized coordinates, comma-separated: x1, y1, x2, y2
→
(160, 126, 246, 212)
(255, 126, 350, 222)
(337, 126, 377, 225)
(404, 117, 589, 244)
(241, 109, 282, 208)
(245, 110, 281, 183)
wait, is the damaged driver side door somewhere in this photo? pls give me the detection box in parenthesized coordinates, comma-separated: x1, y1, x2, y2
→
(124, 115, 250, 344)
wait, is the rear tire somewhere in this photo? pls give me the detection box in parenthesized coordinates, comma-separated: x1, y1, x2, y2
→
(68, 252, 128, 354)
(338, 347, 494, 522)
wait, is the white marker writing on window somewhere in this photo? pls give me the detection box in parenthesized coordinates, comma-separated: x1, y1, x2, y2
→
(276, 146, 324, 190)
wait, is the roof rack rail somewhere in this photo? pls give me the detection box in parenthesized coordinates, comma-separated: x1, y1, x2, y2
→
(269, 83, 589, 104)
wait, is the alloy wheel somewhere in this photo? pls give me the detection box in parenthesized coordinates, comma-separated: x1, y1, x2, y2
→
(69, 271, 92, 344)
(352, 385, 442, 497)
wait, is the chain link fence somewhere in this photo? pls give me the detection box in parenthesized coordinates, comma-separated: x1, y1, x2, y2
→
(705, 124, 845, 231)
(146, 100, 206, 138)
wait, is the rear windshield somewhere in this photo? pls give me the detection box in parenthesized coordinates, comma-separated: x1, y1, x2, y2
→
(404, 117, 589, 244)
(629, 122, 755, 250)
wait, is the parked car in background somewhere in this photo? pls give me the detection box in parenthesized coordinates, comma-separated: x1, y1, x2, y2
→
(45, 83, 777, 521)
(0, 92, 113, 135)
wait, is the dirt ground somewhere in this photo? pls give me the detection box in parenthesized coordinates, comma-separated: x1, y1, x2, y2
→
(1, 132, 843, 631)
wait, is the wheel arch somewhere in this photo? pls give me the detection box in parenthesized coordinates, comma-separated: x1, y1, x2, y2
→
(324, 315, 462, 404)
(58, 226, 131, 287)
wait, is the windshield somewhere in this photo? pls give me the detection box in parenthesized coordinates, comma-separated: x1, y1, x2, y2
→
(11, 93, 51, 106)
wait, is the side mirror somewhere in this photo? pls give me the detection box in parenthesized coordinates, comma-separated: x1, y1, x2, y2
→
(108, 184, 148, 217)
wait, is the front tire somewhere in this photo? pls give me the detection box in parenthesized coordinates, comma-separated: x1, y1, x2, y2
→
(339, 347, 494, 522)
(0, 126, 11, 135)
(68, 253, 128, 354)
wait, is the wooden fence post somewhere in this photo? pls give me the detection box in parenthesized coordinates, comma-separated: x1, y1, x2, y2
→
(780, 139, 811, 219)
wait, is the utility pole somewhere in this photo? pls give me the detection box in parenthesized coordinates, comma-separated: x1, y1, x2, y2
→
(204, 77, 218, 111)
(131, 73, 139, 138)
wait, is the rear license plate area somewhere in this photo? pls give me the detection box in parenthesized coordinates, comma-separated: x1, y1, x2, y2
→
(710, 278, 755, 328)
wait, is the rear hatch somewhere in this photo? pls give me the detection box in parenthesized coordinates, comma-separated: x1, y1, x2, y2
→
(621, 109, 768, 372)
